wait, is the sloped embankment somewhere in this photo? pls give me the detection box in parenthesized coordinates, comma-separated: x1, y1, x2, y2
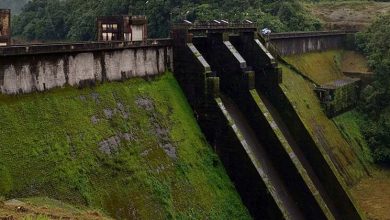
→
(280, 64, 368, 185)
(0, 73, 250, 219)
(283, 50, 345, 85)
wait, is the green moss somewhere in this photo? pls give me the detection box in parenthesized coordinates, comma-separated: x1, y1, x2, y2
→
(0, 165, 12, 195)
(280, 64, 367, 185)
(23, 215, 50, 220)
(284, 50, 345, 84)
(0, 73, 250, 219)
(333, 111, 374, 166)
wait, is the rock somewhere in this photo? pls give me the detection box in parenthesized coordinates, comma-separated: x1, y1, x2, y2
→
(91, 115, 100, 124)
(103, 109, 114, 119)
(136, 98, 154, 111)
(79, 95, 87, 101)
(135, 97, 177, 159)
(91, 92, 100, 103)
(98, 133, 135, 155)
(161, 143, 177, 159)
(4, 199, 25, 207)
(122, 133, 134, 142)
(98, 136, 121, 155)
(117, 102, 129, 119)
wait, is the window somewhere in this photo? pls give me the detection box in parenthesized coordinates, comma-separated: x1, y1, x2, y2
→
(124, 33, 132, 41)
(102, 24, 107, 31)
(102, 33, 108, 41)
(113, 24, 118, 30)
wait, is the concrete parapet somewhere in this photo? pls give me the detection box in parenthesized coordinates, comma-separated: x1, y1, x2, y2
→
(0, 46, 171, 94)
(0, 39, 171, 56)
(269, 31, 351, 56)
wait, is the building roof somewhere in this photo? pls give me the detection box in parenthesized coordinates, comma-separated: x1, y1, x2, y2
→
(97, 15, 147, 25)
(319, 77, 360, 90)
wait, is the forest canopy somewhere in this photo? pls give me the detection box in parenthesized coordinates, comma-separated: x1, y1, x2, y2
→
(357, 14, 390, 165)
(11, 0, 322, 41)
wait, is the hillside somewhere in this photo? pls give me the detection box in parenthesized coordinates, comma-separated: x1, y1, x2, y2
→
(0, 73, 250, 219)
(306, 1, 390, 30)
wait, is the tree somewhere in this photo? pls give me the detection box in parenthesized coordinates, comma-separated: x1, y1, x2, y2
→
(12, 0, 323, 41)
(357, 14, 390, 165)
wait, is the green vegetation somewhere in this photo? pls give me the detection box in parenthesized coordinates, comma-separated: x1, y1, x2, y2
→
(356, 14, 390, 165)
(0, 73, 250, 219)
(284, 50, 344, 84)
(280, 64, 367, 185)
(333, 111, 373, 167)
(12, 0, 322, 41)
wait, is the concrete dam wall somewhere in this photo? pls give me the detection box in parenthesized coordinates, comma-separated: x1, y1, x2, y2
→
(0, 40, 172, 94)
(0, 28, 365, 219)
(172, 27, 364, 220)
(269, 31, 352, 56)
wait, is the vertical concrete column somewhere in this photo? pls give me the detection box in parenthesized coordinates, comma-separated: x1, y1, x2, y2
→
(204, 32, 254, 101)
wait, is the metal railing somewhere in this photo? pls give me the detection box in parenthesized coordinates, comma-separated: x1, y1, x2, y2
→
(173, 22, 257, 31)
(0, 38, 172, 56)
(269, 30, 357, 40)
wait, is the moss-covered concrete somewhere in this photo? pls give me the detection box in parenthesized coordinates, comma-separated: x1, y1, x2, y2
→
(229, 31, 365, 219)
(0, 73, 250, 219)
(279, 65, 366, 219)
(284, 50, 345, 85)
(173, 31, 284, 219)
(194, 32, 330, 219)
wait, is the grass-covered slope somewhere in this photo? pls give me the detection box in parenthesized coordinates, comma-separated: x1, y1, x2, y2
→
(333, 111, 390, 220)
(0, 73, 250, 219)
(280, 64, 367, 185)
(333, 111, 373, 168)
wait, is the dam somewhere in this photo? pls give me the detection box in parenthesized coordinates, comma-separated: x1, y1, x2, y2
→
(0, 22, 367, 219)
(172, 24, 364, 219)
